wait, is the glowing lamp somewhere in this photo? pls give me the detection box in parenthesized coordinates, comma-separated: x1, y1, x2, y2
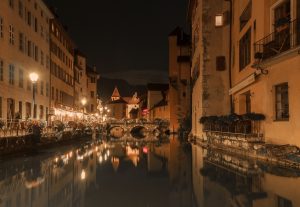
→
(29, 72, 39, 83)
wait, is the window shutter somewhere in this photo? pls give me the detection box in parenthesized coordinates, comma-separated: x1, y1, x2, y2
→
(216, 56, 226, 71)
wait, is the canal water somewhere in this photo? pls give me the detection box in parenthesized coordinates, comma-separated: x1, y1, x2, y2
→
(0, 137, 299, 207)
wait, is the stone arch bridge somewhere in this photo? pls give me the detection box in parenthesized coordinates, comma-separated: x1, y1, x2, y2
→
(106, 121, 161, 140)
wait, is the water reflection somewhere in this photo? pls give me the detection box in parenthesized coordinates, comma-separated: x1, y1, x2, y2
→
(192, 144, 300, 207)
(1, 138, 299, 207)
(0, 138, 193, 207)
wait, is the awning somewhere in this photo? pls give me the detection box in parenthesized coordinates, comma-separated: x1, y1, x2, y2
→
(229, 73, 256, 95)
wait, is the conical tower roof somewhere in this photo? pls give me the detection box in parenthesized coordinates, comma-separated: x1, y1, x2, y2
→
(111, 86, 121, 100)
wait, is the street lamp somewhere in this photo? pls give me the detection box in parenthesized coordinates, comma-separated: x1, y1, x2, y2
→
(81, 98, 87, 120)
(29, 72, 39, 119)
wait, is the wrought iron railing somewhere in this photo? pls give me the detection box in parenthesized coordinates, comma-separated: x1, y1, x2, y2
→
(254, 18, 300, 60)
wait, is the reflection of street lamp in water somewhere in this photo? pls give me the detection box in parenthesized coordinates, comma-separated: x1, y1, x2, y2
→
(81, 98, 87, 120)
(81, 169, 86, 180)
(29, 73, 39, 119)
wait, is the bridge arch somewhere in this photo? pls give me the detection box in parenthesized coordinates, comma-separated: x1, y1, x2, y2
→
(130, 125, 148, 139)
(108, 126, 125, 139)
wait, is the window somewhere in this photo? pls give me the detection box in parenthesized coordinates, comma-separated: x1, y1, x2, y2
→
(40, 25, 44, 38)
(0, 17, 3, 38)
(40, 51, 44, 65)
(240, 0, 252, 31)
(46, 82, 49, 97)
(46, 56, 49, 69)
(39, 105, 44, 119)
(275, 83, 289, 120)
(40, 81, 44, 95)
(27, 40, 32, 56)
(51, 23, 55, 32)
(19, 69, 23, 88)
(216, 56, 226, 71)
(9, 64, 15, 85)
(91, 91, 94, 98)
(91, 104, 94, 112)
(278, 196, 293, 207)
(0, 97, 2, 118)
(27, 11, 31, 26)
(18, 1, 23, 17)
(34, 17, 38, 32)
(91, 77, 96, 83)
(245, 91, 251, 113)
(56, 89, 58, 100)
(33, 104, 37, 119)
(18, 101, 22, 119)
(9, 0, 14, 9)
(239, 28, 251, 70)
(51, 87, 54, 99)
(34, 45, 38, 61)
(0, 60, 3, 81)
(9, 25, 14, 45)
(274, 0, 291, 30)
(215, 14, 224, 27)
(19, 32, 24, 51)
(27, 79, 31, 91)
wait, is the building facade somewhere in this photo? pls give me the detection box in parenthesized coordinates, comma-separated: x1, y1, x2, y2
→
(188, 0, 231, 138)
(86, 66, 100, 114)
(149, 92, 170, 121)
(106, 87, 140, 120)
(146, 83, 169, 121)
(0, 1, 99, 124)
(230, 0, 300, 147)
(0, 0, 53, 121)
(168, 27, 191, 132)
(49, 18, 76, 120)
(188, 0, 300, 147)
(74, 50, 88, 112)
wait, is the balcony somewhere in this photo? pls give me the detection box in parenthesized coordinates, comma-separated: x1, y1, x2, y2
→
(200, 113, 265, 145)
(254, 19, 300, 61)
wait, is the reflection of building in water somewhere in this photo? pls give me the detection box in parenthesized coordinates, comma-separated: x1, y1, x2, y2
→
(0, 144, 97, 207)
(148, 137, 193, 207)
(147, 142, 170, 173)
(192, 144, 205, 207)
(126, 146, 140, 167)
(192, 144, 300, 207)
(168, 137, 193, 207)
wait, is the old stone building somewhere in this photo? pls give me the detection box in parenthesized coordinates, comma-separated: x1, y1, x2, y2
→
(107, 87, 140, 120)
(86, 66, 100, 113)
(188, 0, 231, 138)
(168, 27, 191, 132)
(146, 83, 169, 121)
(0, 0, 53, 121)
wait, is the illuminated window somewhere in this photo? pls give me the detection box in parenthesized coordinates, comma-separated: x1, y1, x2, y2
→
(215, 14, 223, 27)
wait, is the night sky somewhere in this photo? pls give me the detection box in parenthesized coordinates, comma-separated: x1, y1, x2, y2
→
(45, 0, 188, 84)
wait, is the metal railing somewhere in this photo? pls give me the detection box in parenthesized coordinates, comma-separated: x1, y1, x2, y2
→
(254, 18, 300, 60)
(0, 119, 47, 138)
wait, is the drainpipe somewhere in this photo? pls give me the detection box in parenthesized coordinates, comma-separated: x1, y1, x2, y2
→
(225, 0, 234, 113)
